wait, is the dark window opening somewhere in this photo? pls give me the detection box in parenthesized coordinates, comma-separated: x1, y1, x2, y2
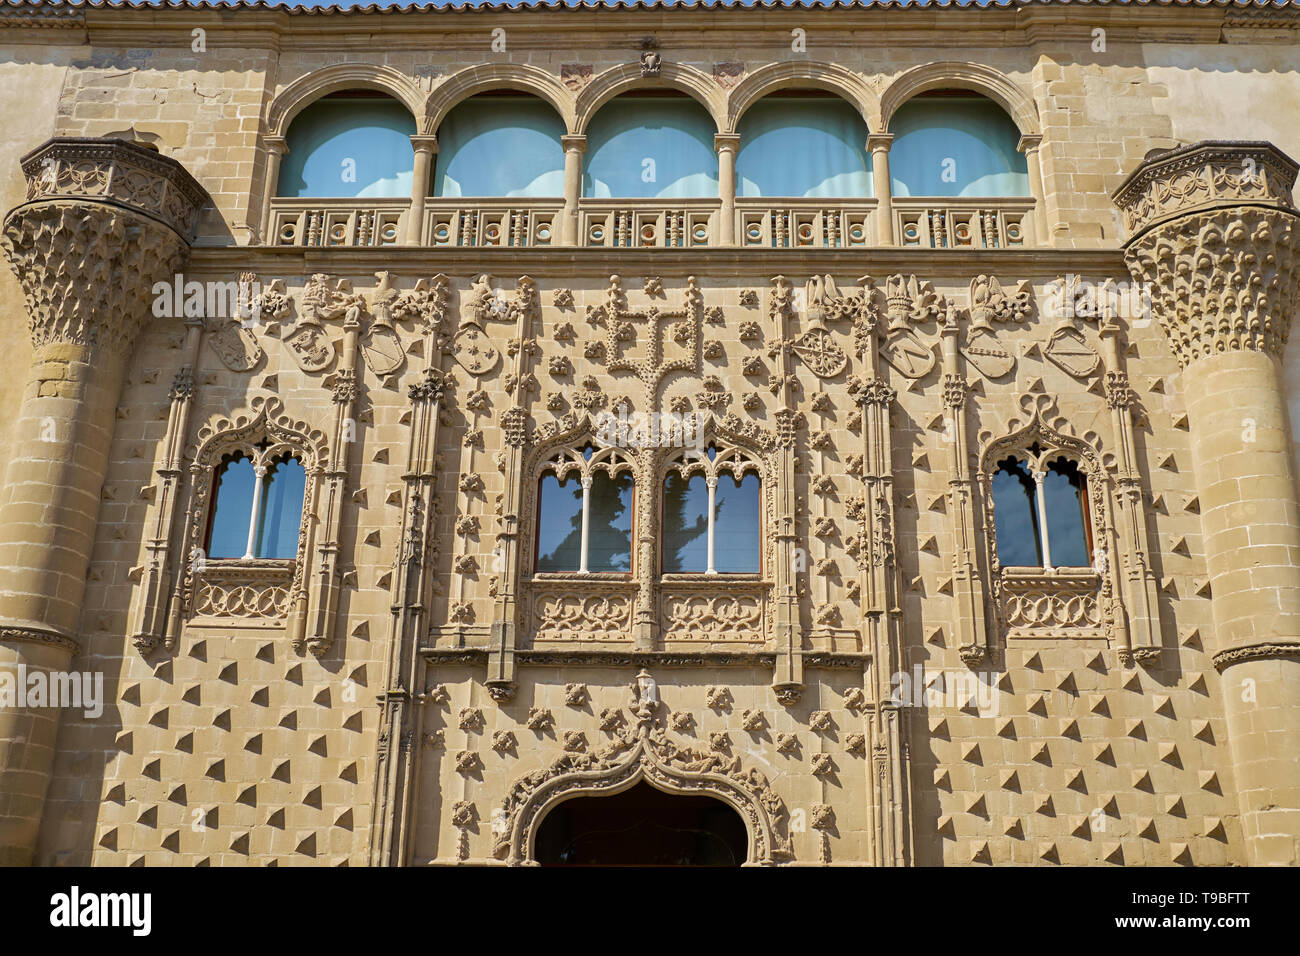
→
(534, 782, 748, 866)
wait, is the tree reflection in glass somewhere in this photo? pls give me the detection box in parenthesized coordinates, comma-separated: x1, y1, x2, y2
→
(991, 456, 1042, 567)
(587, 472, 633, 572)
(536, 474, 583, 571)
(663, 472, 709, 572)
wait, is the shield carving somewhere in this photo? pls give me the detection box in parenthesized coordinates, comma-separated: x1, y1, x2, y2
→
(360, 325, 405, 376)
(881, 329, 936, 379)
(453, 325, 500, 377)
(284, 323, 336, 372)
(206, 320, 263, 372)
(792, 327, 848, 378)
(962, 327, 1015, 380)
(1045, 326, 1101, 378)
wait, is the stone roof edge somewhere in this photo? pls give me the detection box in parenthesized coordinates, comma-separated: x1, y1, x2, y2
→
(2, 0, 1299, 19)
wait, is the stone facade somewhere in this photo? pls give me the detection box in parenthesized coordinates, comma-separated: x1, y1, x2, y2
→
(0, 0, 1298, 866)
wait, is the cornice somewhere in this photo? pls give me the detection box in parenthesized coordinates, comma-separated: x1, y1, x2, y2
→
(187, 245, 1129, 281)
(421, 647, 870, 669)
(0, 1, 1286, 51)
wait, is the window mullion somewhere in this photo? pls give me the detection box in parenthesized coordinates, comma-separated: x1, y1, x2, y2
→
(245, 464, 267, 559)
(579, 475, 592, 574)
(1033, 470, 1052, 570)
(705, 475, 718, 575)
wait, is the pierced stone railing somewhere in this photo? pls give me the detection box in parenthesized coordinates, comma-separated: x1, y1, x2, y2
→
(424, 198, 563, 247)
(659, 575, 771, 646)
(21, 136, 208, 240)
(735, 198, 877, 248)
(894, 197, 1035, 249)
(189, 560, 296, 628)
(997, 567, 1104, 640)
(268, 198, 408, 247)
(579, 199, 720, 248)
(529, 575, 638, 647)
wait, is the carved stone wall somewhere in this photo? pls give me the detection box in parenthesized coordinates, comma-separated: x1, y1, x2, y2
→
(0, 3, 1296, 868)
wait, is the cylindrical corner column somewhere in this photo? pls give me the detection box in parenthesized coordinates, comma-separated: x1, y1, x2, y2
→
(560, 134, 587, 247)
(407, 134, 438, 246)
(867, 133, 895, 246)
(1117, 141, 1300, 865)
(714, 133, 740, 247)
(0, 138, 206, 865)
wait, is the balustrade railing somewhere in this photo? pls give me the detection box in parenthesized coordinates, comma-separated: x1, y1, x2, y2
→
(893, 197, 1035, 249)
(264, 196, 1037, 249)
(268, 198, 408, 247)
(579, 199, 720, 248)
(424, 198, 563, 247)
(735, 198, 877, 248)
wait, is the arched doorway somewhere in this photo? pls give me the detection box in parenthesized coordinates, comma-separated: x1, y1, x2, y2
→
(534, 782, 748, 866)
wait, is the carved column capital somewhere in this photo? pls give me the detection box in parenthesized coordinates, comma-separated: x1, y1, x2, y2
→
(1115, 141, 1300, 367)
(2, 137, 208, 358)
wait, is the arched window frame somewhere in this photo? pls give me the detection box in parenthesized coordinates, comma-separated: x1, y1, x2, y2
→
(977, 402, 1119, 641)
(987, 444, 1095, 572)
(204, 446, 310, 562)
(182, 399, 327, 626)
(661, 441, 765, 576)
(532, 442, 637, 576)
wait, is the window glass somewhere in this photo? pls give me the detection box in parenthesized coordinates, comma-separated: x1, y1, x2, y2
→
(587, 472, 634, 573)
(279, 95, 416, 198)
(663, 472, 709, 572)
(889, 95, 1029, 198)
(207, 454, 256, 559)
(1043, 459, 1091, 567)
(584, 96, 719, 199)
(991, 457, 1042, 567)
(537, 473, 583, 572)
(736, 96, 871, 198)
(256, 456, 306, 560)
(434, 95, 566, 197)
(713, 472, 761, 573)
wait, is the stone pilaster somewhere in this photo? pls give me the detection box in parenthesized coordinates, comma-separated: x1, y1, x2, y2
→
(1116, 141, 1300, 865)
(0, 137, 206, 864)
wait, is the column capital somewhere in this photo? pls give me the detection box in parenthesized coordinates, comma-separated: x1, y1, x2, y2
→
(866, 133, 894, 153)
(714, 133, 741, 153)
(264, 134, 289, 156)
(1115, 141, 1300, 367)
(410, 134, 438, 153)
(1016, 133, 1043, 153)
(561, 134, 588, 153)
